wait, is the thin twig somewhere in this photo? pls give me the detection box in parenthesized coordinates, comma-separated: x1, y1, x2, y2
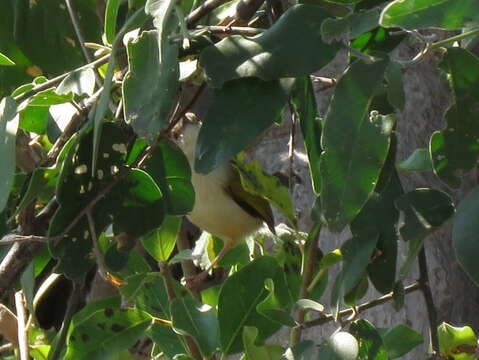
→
(288, 101, 297, 195)
(302, 282, 421, 329)
(290, 223, 321, 345)
(418, 247, 439, 355)
(48, 280, 83, 360)
(0, 234, 50, 245)
(86, 210, 109, 279)
(186, 0, 231, 27)
(13, 54, 111, 103)
(15, 291, 28, 360)
(159, 262, 203, 360)
(195, 25, 265, 36)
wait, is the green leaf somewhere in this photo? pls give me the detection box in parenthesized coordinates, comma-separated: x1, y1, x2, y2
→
(169, 249, 194, 264)
(430, 48, 479, 188)
(350, 320, 388, 360)
(69, 296, 122, 333)
(144, 139, 194, 215)
(380, 0, 479, 30)
(452, 187, 479, 287)
(218, 256, 291, 354)
(234, 155, 296, 228)
(123, 30, 179, 142)
(199, 4, 340, 88)
(292, 77, 322, 194)
(56, 68, 96, 97)
(0, 53, 15, 66)
(380, 324, 423, 358)
(148, 324, 188, 359)
(395, 188, 454, 279)
(397, 148, 432, 172)
(171, 296, 219, 357)
(256, 279, 295, 327)
(438, 322, 477, 360)
(243, 327, 284, 360)
(0, 97, 19, 212)
(330, 234, 378, 316)
(141, 216, 181, 262)
(318, 332, 359, 360)
(296, 299, 324, 313)
(282, 340, 316, 360)
(65, 308, 152, 360)
(23, 89, 73, 106)
(195, 78, 294, 174)
(321, 7, 380, 44)
(351, 144, 402, 294)
(320, 58, 392, 232)
(104, 0, 121, 45)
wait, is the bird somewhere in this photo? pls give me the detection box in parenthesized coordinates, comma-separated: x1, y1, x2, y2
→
(177, 113, 275, 280)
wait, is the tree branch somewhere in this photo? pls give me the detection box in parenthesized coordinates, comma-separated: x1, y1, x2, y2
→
(14, 291, 28, 360)
(186, 0, 231, 27)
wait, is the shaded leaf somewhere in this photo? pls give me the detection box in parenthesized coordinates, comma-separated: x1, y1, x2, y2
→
(350, 320, 388, 360)
(200, 4, 340, 88)
(65, 308, 151, 360)
(385, 61, 405, 111)
(320, 58, 392, 232)
(256, 279, 296, 327)
(380, 324, 423, 358)
(57, 68, 96, 97)
(321, 7, 380, 43)
(397, 148, 432, 172)
(0, 97, 19, 212)
(430, 48, 479, 188)
(453, 187, 479, 287)
(195, 78, 294, 174)
(395, 188, 454, 279)
(380, 0, 479, 30)
(243, 326, 284, 360)
(292, 77, 322, 194)
(169, 249, 194, 264)
(171, 296, 219, 357)
(282, 340, 316, 360)
(104, 0, 121, 45)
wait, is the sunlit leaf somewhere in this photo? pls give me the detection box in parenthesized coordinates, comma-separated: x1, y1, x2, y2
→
(141, 216, 181, 262)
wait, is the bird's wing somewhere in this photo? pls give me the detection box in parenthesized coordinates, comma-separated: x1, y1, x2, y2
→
(226, 178, 276, 235)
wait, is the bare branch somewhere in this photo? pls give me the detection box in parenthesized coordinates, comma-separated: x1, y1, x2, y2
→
(14, 291, 28, 360)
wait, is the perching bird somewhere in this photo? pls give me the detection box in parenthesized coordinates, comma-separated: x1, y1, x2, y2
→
(177, 114, 275, 278)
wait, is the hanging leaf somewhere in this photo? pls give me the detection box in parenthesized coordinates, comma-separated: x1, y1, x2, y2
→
(56, 68, 96, 97)
(0, 97, 19, 212)
(141, 216, 181, 262)
(350, 320, 388, 360)
(171, 296, 219, 357)
(256, 279, 296, 327)
(380, 0, 479, 30)
(379, 324, 423, 358)
(104, 0, 121, 45)
(385, 60, 405, 111)
(320, 58, 392, 232)
(292, 77, 322, 195)
(395, 188, 454, 279)
(397, 148, 432, 172)
(200, 4, 340, 88)
(195, 78, 294, 174)
(430, 48, 479, 188)
(282, 340, 317, 360)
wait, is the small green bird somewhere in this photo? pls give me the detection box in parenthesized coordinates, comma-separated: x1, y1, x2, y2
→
(178, 114, 275, 278)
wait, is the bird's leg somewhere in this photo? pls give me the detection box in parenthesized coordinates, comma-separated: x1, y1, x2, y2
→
(186, 241, 234, 289)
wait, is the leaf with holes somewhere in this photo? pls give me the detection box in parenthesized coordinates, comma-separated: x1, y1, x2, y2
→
(65, 308, 151, 360)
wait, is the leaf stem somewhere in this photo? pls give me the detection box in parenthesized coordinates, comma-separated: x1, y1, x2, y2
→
(431, 28, 479, 49)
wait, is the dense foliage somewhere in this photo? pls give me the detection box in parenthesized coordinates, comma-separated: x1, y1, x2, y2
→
(1, 0, 479, 359)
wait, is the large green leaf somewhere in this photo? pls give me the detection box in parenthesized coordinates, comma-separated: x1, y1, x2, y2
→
(141, 216, 181, 262)
(65, 308, 151, 360)
(256, 279, 295, 327)
(380, 0, 479, 30)
(0, 97, 19, 212)
(320, 58, 392, 232)
(395, 188, 454, 279)
(452, 187, 479, 287)
(123, 29, 179, 142)
(199, 4, 340, 88)
(380, 325, 423, 359)
(292, 77, 322, 195)
(218, 256, 291, 354)
(430, 48, 479, 188)
(195, 78, 294, 174)
(351, 143, 402, 294)
(171, 295, 219, 357)
(350, 320, 388, 360)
